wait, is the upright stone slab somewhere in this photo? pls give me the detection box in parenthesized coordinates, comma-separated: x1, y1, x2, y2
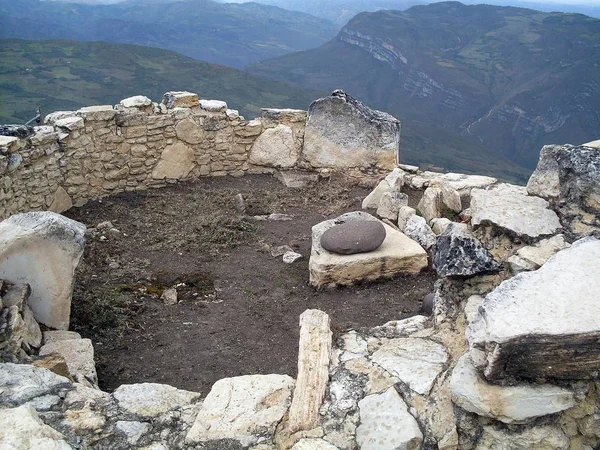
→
(468, 237, 600, 380)
(0, 212, 86, 330)
(288, 310, 332, 433)
(303, 90, 400, 170)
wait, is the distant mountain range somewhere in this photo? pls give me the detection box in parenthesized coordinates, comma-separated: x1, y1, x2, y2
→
(0, 39, 325, 123)
(0, 38, 531, 182)
(216, 0, 600, 23)
(0, 0, 338, 68)
(248, 2, 600, 169)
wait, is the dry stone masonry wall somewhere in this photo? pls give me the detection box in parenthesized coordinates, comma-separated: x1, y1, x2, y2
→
(0, 90, 400, 221)
(0, 92, 313, 220)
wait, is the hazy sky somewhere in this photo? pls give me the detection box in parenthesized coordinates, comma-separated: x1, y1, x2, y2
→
(46, 0, 600, 7)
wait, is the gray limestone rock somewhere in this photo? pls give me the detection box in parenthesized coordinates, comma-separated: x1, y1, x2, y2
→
(468, 237, 600, 380)
(471, 183, 561, 241)
(303, 90, 400, 169)
(403, 214, 437, 250)
(356, 387, 423, 450)
(0, 363, 71, 406)
(376, 191, 409, 221)
(320, 221, 386, 255)
(450, 354, 576, 424)
(433, 223, 499, 277)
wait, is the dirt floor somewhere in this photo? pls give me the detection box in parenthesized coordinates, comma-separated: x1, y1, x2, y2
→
(65, 174, 437, 394)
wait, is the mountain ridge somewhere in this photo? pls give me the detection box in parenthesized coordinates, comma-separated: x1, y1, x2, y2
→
(248, 2, 600, 169)
(0, 0, 338, 68)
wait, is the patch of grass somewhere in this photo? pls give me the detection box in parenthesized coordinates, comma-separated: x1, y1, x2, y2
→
(70, 285, 143, 340)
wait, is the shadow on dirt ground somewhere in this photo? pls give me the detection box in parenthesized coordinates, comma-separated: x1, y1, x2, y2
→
(65, 174, 436, 394)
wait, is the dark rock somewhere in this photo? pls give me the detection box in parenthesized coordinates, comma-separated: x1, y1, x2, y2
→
(528, 144, 600, 239)
(0, 125, 33, 139)
(421, 293, 435, 316)
(320, 220, 386, 255)
(433, 223, 499, 277)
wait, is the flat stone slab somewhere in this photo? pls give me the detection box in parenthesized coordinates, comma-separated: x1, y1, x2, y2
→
(356, 387, 423, 450)
(450, 354, 576, 424)
(309, 212, 427, 287)
(113, 383, 201, 419)
(371, 337, 448, 395)
(468, 237, 600, 380)
(186, 374, 294, 447)
(471, 183, 561, 240)
(0, 363, 71, 406)
(407, 171, 496, 195)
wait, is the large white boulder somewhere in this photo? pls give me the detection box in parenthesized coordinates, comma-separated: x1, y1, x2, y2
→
(309, 212, 428, 287)
(468, 237, 600, 380)
(0, 212, 86, 330)
(471, 183, 561, 240)
(450, 354, 576, 423)
(186, 374, 295, 447)
(303, 90, 400, 170)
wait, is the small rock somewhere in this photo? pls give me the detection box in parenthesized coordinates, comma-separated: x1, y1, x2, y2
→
(43, 330, 82, 344)
(376, 191, 408, 221)
(371, 338, 448, 395)
(431, 217, 452, 235)
(403, 215, 436, 250)
(471, 183, 561, 240)
(320, 221, 386, 255)
(422, 292, 435, 315)
(271, 245, 294, 257)
(283, 251, 303, 264)
(33, 354, 72, 380)
(397, 206, 416, 230)
(161, 288, 178, 305)
(275, 171, 319, 188)
(476, 425, 569, 450)
(268, 213, 294, 221)
(507, 234, 571, 274)
(185, 374, 294, 447)
(39, 338, 98, 387)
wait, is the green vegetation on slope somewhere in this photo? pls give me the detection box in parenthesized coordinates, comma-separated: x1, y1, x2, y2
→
(0, 0, 338, 69)
(0, 39, 325, 123)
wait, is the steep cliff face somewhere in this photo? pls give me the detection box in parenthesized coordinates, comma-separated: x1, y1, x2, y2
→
(248, 2, 600, 170)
